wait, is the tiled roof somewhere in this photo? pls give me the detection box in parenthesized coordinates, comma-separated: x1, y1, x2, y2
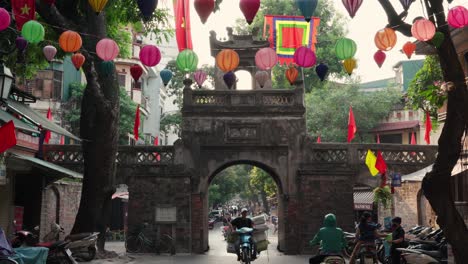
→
(372, 120, 419, 132)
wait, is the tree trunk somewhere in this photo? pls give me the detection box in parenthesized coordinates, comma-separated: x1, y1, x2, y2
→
(260, 189, 270, 215)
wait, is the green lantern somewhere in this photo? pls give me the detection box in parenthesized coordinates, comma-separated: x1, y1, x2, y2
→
(431, 32, 444, 48)
(99, 61, 115, 76)
(335, 38, 357, 60)
(21, 20, 45, 44)
(176, 49, 198, 73)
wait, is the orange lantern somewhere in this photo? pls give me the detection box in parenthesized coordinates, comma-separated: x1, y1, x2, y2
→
(59, 31, 82, 53)
(374, 28, 397, 51)
(216, 49, 240, 73)
(411, 18, 435, 41)
(285, 66, 299, 85)
(402, 41, 416, 59)
(71, 53, 85, 70)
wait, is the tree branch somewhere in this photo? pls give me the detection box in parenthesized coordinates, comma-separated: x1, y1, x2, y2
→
(35, 0, 79, 33)
(377, 0, 412, 36)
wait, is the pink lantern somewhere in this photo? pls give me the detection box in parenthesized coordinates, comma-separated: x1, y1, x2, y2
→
(373, 50, 386, 68)
(239, 0, 260, 25)
(96, 38, 119, 61)
(255, 71, 269, 88)
(342, 0, 363, 18)
(0, 8, 10, 31)
(293, 46, 316, 68)
(194, 70, 207, 88)
(139, 45, 161, 67)
(411, 18, 436, 41)
(255, 48, 278, 70)
(447, 6, 468, 28)
(43, 45, 57, 62)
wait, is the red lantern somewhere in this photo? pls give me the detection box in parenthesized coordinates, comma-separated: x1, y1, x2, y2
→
(293, 46, 316, 68)
(285, 67, 299, 85)
(239, 0, 260, 25)
(373, 50, 386, 68)
(71, 53, 85, 70)
(130, 64, 143, 82)
(139, 45, 161, 67)
(411, 18, 435, 41)
(194, 0, 215, 24)
(402, 41, 416, 59)
(255, 48, 278, 70)
(447, 6, 468, 28)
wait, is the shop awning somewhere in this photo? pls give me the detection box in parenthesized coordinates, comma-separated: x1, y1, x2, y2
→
(7, 153, 82, 180)
(403, 161, 466, 182)
(6, 99, 80, 141)
(354, 191, 374, 211)
(0, 110, 38, 134)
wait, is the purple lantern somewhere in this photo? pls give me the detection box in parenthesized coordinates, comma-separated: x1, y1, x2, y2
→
(0, 8, 11, 31)
(16, 36, 28, 53)
(43, 45, 57, 62)
(194, 70, 207, 88)
(315, 63, 328, 81)
(223, 71, 236, 89)
(399, 0, 413, 11)
(342, 0, 363, 18)
(293, 46, 316, 68)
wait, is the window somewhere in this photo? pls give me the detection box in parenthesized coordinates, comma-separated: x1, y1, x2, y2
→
(379, 134, 402, 144)
(31, 70, 62, 100)
(133, 81, 142, 90)
(53, 70, 63, 99)
(118, 74, 126, 88)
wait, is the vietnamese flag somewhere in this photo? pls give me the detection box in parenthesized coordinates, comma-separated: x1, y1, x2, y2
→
(0, 121, 17, 153)
(410, 132, 416, 156)
(154, 136, 160, 161)
(173, 0, 193, 51)
(424, 111, 432, 145)
(133, 105, 140, 141)
(347, 106, 357, 143)
(316, 135, 321, 143)
(44, 108, 52, 144)
(12, 0, 36, 30)
(375, 151, 387, 175)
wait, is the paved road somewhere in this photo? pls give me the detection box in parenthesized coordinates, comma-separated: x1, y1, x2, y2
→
(92, 222, 312, 264)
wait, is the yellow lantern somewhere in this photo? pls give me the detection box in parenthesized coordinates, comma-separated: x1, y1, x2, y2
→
(88, 0, 109, 14)
(343, 58, 357, 75)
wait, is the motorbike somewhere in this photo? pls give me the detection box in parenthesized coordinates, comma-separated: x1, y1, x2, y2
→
(65, 232, 99, 262)
(356, 243, 378, 264)
(398, 244, 447, 264)
(320, 256, 345, 264)
(221, 226, 230, 241)
(208, 218, 216, 230)
(236, 227, 256, 264)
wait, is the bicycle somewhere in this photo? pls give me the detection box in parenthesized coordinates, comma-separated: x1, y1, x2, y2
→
(125, 223, 175, 255)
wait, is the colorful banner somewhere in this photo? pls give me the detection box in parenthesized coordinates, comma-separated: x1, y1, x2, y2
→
(263, 15, 320, 64)
(173, 0, 193, 52)
(12, 0, 36, 30)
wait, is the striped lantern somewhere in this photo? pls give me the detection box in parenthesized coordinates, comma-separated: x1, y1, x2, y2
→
(216, 49, 240, 73)
(374, 28, 397, 51)
(88, 0, 109, 14)
(411, 18, 435, 41)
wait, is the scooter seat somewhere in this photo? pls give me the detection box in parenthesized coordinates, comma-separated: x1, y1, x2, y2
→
(418, 250, 442, 258)
(36, 242, 54, 248)
(66, 233, 93, 241)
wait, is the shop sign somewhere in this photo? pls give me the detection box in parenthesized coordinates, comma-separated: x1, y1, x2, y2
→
(354, 203, 373, 210)
(155, 206, 177, 223)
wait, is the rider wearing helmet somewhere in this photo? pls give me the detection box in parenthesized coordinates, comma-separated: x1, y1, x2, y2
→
(309, 213, 346, 264)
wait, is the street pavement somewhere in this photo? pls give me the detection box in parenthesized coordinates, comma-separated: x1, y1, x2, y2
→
(91, 222, 312, 264)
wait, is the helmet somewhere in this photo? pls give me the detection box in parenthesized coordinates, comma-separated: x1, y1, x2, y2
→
(241, 208, 248, 213)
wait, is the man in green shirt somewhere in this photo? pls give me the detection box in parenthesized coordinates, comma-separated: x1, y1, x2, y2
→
(309, 214, 346, 264)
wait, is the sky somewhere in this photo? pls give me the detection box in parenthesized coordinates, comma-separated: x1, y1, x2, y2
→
(158, 0, 466, 86)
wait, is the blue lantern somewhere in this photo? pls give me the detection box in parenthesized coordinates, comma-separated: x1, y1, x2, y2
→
(160, 69, 173, 86)
(137, 0, 158, 21)
(295, 0, 318, 22)
(315, 63, 329, 81)
(391, 172, 402, 187)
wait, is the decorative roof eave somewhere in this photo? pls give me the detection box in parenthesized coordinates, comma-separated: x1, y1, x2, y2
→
(209, 28, 270, 57)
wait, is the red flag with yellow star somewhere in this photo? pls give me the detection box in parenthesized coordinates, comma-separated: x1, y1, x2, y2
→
(12, 0, 36, 30)
(173, 0, 192, 51)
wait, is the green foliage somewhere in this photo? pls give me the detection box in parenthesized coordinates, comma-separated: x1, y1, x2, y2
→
(306, 84, 401, 142)
(406, 56, 445, 118)
(160, 112, 182, 137)
(373, 186, 392, 209)
(250, 167, 277, 197)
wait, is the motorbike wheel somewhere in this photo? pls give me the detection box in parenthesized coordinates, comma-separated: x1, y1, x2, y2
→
(242, 247, 250, 264)
(78, 246, 96, 262)
(125, 236, 142, 253)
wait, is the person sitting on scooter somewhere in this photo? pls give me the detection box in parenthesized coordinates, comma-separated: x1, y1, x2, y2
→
(389, 217, 405, 264)
(230, 208, 256, 261)
(308, 213, 347, 264)
(349, 212, 386, 264)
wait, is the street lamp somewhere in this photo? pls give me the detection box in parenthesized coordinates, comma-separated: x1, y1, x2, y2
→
(0, 61, 13, 101)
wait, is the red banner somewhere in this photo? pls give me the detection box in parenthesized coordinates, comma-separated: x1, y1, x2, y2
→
(12, 0, 36, 30)
(0, 121, 17, 153)
(173, 0, 193, 51)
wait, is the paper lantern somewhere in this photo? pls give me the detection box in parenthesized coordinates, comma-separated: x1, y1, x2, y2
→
(342, 0, 363, 18)
(216, 49, 240, 73)
(223, 71, 237, 89)
(402, 41, 416, 59)
(374, 28, 397, 51)
(255, 71, 269, 88)
(194, 70, 207, 88)
(130, 64, 143, 82)
(447, 6, 468, 28)
(139, 45, 161, 67)
(431, 32, 444, 48)
(294, 46, 316, 68)
(411, 18, 435, 41)
(285, 67, 299, 85)
(0, 8, 11, 31)
(16, 37, 28, 52)
(137, 0, 158, 21)
(99, 61, 115, 76)
(399, 0, 413, 11)
(71, 53, 85, 70)
(295, 0, 318, 22)
(255, 48, 278, 70)
(176, 49, 199, 73)
(194, 0, 215, 24)
(59, 31, 82, 53)
(335, 38, 357, 60)
(239, 0, 260, 25)
(343, 58, 356, 75)
(88, 0, 109, 14)
(43, 45, 57, 62)
(96, 38, 119, 61)
(373, 50, 386, 68)
(315, 63, 328, 81)
(160, 69, 173, 86)
(21, 20, 45, 44)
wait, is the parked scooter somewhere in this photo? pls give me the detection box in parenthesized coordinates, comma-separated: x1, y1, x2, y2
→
(398, 242, 447, 264)
(65, 232, 99, 262)
(356, 243, 378, 264)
